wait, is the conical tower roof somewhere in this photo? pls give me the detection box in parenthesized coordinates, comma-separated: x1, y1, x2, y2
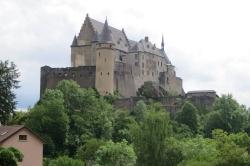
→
(71, 35, 78, 47)
(92, 31, 99, 43)
(99, 19, 113, 43)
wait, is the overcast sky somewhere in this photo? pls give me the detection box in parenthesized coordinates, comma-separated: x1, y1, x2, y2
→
(1, 0, 250, 110)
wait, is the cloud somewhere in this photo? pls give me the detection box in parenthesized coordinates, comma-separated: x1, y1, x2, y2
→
(1, 0, 250, 109)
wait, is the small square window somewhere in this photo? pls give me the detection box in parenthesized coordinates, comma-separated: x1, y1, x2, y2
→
(19, 135, 27, 140)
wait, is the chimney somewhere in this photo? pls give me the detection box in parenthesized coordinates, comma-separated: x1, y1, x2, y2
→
(145, 36, 149, 42)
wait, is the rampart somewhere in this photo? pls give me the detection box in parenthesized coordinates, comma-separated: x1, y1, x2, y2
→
(40, 66, 96, 97)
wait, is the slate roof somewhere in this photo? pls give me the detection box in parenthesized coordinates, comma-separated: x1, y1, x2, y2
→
(0, 125, 46, 144)
(87, 16, 172, 63)
(92, 31, 99, 42)
(187, 90, 216, 94)
(71, 35, 78, 47)
(99, 19, 113, 43)
(89, 18, 130, 51)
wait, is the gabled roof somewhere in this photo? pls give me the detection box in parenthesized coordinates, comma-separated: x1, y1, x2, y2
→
(89, 18, 132, 51)
(0, 125, 46, 144)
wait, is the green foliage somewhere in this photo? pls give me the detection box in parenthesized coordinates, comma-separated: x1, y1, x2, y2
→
(0, 146, 24, 166)
(48, 156, 84, 166)
(95, 140, 136, 166)
(6, 111, 28, 125)
(175, 102, 199, 133)
(132, 100, 147, 123)
(167, 89, 178, 96)
(0, 60, 20, 125)
(165, 137, 183, 166)
(52, 80, 114, 156)
(75, 139, 105, 164)
(203, 94, 247, 137)
(141, 85, 148, 97)
(130, 102, 172, 166)
(103, 90, 122, 104)
(25, 94, 69, 157)
(113, 109, 136, 142)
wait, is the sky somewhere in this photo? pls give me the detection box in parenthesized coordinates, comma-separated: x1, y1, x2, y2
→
(1, 0, 250, 110)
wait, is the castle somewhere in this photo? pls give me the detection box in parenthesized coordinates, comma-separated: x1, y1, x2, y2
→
(40, 14, 217, 112)
(41, 14, 184, 97)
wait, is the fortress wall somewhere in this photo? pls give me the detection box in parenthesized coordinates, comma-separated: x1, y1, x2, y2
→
(114, 97, 146, 111)
(114, 62, 137, 97)
(40, 66, 96, 97)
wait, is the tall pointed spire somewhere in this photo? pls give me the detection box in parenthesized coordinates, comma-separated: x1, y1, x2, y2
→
(71, 35, 78, 47)
(161, 34, 164, 50)
(99, 18, 113, 43)
(92, 31, 99, 43)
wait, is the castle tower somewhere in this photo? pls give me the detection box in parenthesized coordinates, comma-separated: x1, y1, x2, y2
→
(95, 19, 115, 95)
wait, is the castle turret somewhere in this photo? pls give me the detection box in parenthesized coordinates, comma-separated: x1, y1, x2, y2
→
(95, 18, 115, 95)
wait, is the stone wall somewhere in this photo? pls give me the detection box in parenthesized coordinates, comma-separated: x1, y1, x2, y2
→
(114, 97, 146, 111)
(40, 66, 96, 97)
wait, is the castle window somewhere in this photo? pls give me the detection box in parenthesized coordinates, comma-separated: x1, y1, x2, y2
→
(80, 74, 83, 77)
(143, 55, 144, 60)
(161, 62, 162, 66)
(99, 52, 100, 56)
(125, 44, 127, 47)
(101, 72, 102, 75)
(53, 73, 55, 76)
(158, 61, 159, 66)
(135, 54, 138, 59)
(157, 70, 158, 75)
(167, 77, 169, 84)
(59, 73, 62, 76)
(108, 72, 109, 75)
(152, 72, 154, 76)
(147, 71, 149, 75)
(72, 73, 75, 77)
(117, 41, 120, 44)
(110, 44, 112, 47)
(147, 45, 149, 48)
(135, 62, 138, 66)
(142, 62, 144, 68)
(142, 70, 144, 75)
(105, 58, 106, 62)
(89, 72, 92, 78)
(64, 73, 67, 77)
(99, 44, 101, 47)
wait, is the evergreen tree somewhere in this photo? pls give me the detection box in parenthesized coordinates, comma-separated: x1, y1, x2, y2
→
(0, 60, 20, 124)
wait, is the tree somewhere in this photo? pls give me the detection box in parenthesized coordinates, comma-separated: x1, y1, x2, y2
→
(25, 89, 69, 157)
(0, 60, 20, 125)
(0, 146, 24, 166)
(175, 102, 199, 133)
(130, 102, 172, 166)
(48, 156, 84, 166)
(54, 80, 114, 156)
(75, 139, 105, 165)
(132, 100, 147, 123)
(95, 140, 136, 166)
(113, 109, 136, 142)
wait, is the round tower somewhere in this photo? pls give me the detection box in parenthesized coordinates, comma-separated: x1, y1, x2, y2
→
(95, 19, 115, 95)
